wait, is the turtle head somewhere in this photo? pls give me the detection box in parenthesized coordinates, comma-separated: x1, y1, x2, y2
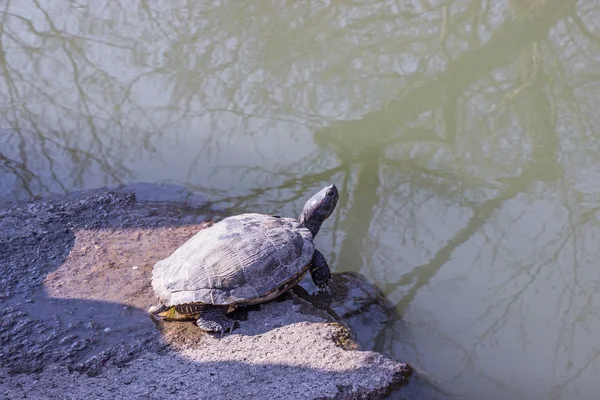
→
(299, 184, 339, 237)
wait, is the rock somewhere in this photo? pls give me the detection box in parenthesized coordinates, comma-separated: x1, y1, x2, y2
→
(296, 271, 400, 352)
(0, 185, 412, 399)
(1, 293, 412, 399)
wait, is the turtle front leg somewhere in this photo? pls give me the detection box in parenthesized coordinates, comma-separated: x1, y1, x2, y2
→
(309, 249, 333, 292)
(196, 305, 236, 337)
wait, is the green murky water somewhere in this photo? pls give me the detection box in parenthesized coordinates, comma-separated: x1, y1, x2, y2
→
(1, 0, 599, 398)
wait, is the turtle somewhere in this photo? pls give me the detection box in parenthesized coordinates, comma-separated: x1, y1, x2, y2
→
(148, 184, 339, 335)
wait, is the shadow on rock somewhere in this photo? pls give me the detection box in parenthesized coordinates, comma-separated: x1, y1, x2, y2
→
(0, 185, 214, 375)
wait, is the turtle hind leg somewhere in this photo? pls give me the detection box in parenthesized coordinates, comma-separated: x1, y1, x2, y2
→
(196, 305, 236, 337)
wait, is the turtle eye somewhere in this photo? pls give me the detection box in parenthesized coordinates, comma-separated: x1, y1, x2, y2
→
(326, 189, 334, 197)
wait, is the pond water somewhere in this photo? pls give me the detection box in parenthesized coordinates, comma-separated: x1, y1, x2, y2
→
(1, 0, 599, 398)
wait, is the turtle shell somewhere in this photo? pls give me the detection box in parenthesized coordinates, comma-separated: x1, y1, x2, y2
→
(151, 213, 314, 307)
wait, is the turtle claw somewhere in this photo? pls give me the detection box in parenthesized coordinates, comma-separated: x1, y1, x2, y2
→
(196, 305, 236, 337)
(219, 320, 237, 338)
(318, 283, 332, 295)
(317, 276, 333, 294)
(197, 319, 236, 338)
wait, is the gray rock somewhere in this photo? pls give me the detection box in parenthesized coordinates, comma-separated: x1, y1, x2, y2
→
(0, 184, 412, 399)
(1, 294, 411, 399)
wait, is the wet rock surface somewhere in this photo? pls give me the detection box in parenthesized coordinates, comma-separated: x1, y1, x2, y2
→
(0, 185, 412, 399)
(296, 271, 400, 352)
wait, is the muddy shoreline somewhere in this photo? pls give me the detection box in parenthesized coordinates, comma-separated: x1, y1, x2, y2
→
(0, 185, 412, 399)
